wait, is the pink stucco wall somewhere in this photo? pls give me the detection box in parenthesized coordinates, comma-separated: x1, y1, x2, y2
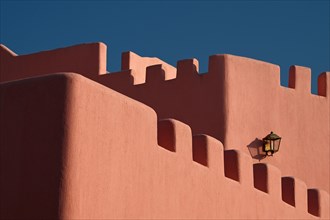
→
(100, 47, 330, 194)
(0, 42, 329, 219)
(1, 73, 328, 219)
(218, 56, 329, 193)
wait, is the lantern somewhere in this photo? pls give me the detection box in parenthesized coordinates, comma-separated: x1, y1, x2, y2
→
(262, 131, 281, 156)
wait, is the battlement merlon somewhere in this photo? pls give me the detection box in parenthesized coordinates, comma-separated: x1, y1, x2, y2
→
(289, 65, 311, 94)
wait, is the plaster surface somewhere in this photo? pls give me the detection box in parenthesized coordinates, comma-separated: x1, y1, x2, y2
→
(1, 73, 328, 219)
(1, 42, 329, 219)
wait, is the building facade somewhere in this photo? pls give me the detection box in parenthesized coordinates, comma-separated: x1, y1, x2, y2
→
(0, 42, 329, 219)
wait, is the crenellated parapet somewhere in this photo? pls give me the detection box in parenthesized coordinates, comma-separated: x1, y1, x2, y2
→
(157, 118, 329, 218)
(1, 42, 328, 97)
(1, 72, 328, 218)
(0, 42, 328, 195)
(121, 51, 177, 84)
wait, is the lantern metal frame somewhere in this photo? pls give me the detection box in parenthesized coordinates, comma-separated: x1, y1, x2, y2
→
(262, 131, 281, 156)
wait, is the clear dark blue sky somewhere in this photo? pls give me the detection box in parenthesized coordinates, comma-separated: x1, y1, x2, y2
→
(1, 1, 329, 93)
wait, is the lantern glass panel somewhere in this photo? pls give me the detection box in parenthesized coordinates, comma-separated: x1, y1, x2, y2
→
(273, 139, 281, 152)
(264, 140, 271, 152)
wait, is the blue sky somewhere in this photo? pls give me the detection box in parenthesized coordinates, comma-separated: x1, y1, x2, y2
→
(0, 1, 329, 93)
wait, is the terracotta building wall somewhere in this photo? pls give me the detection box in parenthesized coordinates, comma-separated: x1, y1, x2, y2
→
(1, 73, 328, 219)
(221, 56, 329, 193)
(0, 42, 329, 218)
(103, 46, 330, 193)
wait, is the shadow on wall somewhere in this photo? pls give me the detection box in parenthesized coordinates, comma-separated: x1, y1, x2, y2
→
(247, 138, 266, 161)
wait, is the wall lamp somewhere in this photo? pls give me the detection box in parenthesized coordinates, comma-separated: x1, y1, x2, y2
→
(262, 131, 281, 156)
